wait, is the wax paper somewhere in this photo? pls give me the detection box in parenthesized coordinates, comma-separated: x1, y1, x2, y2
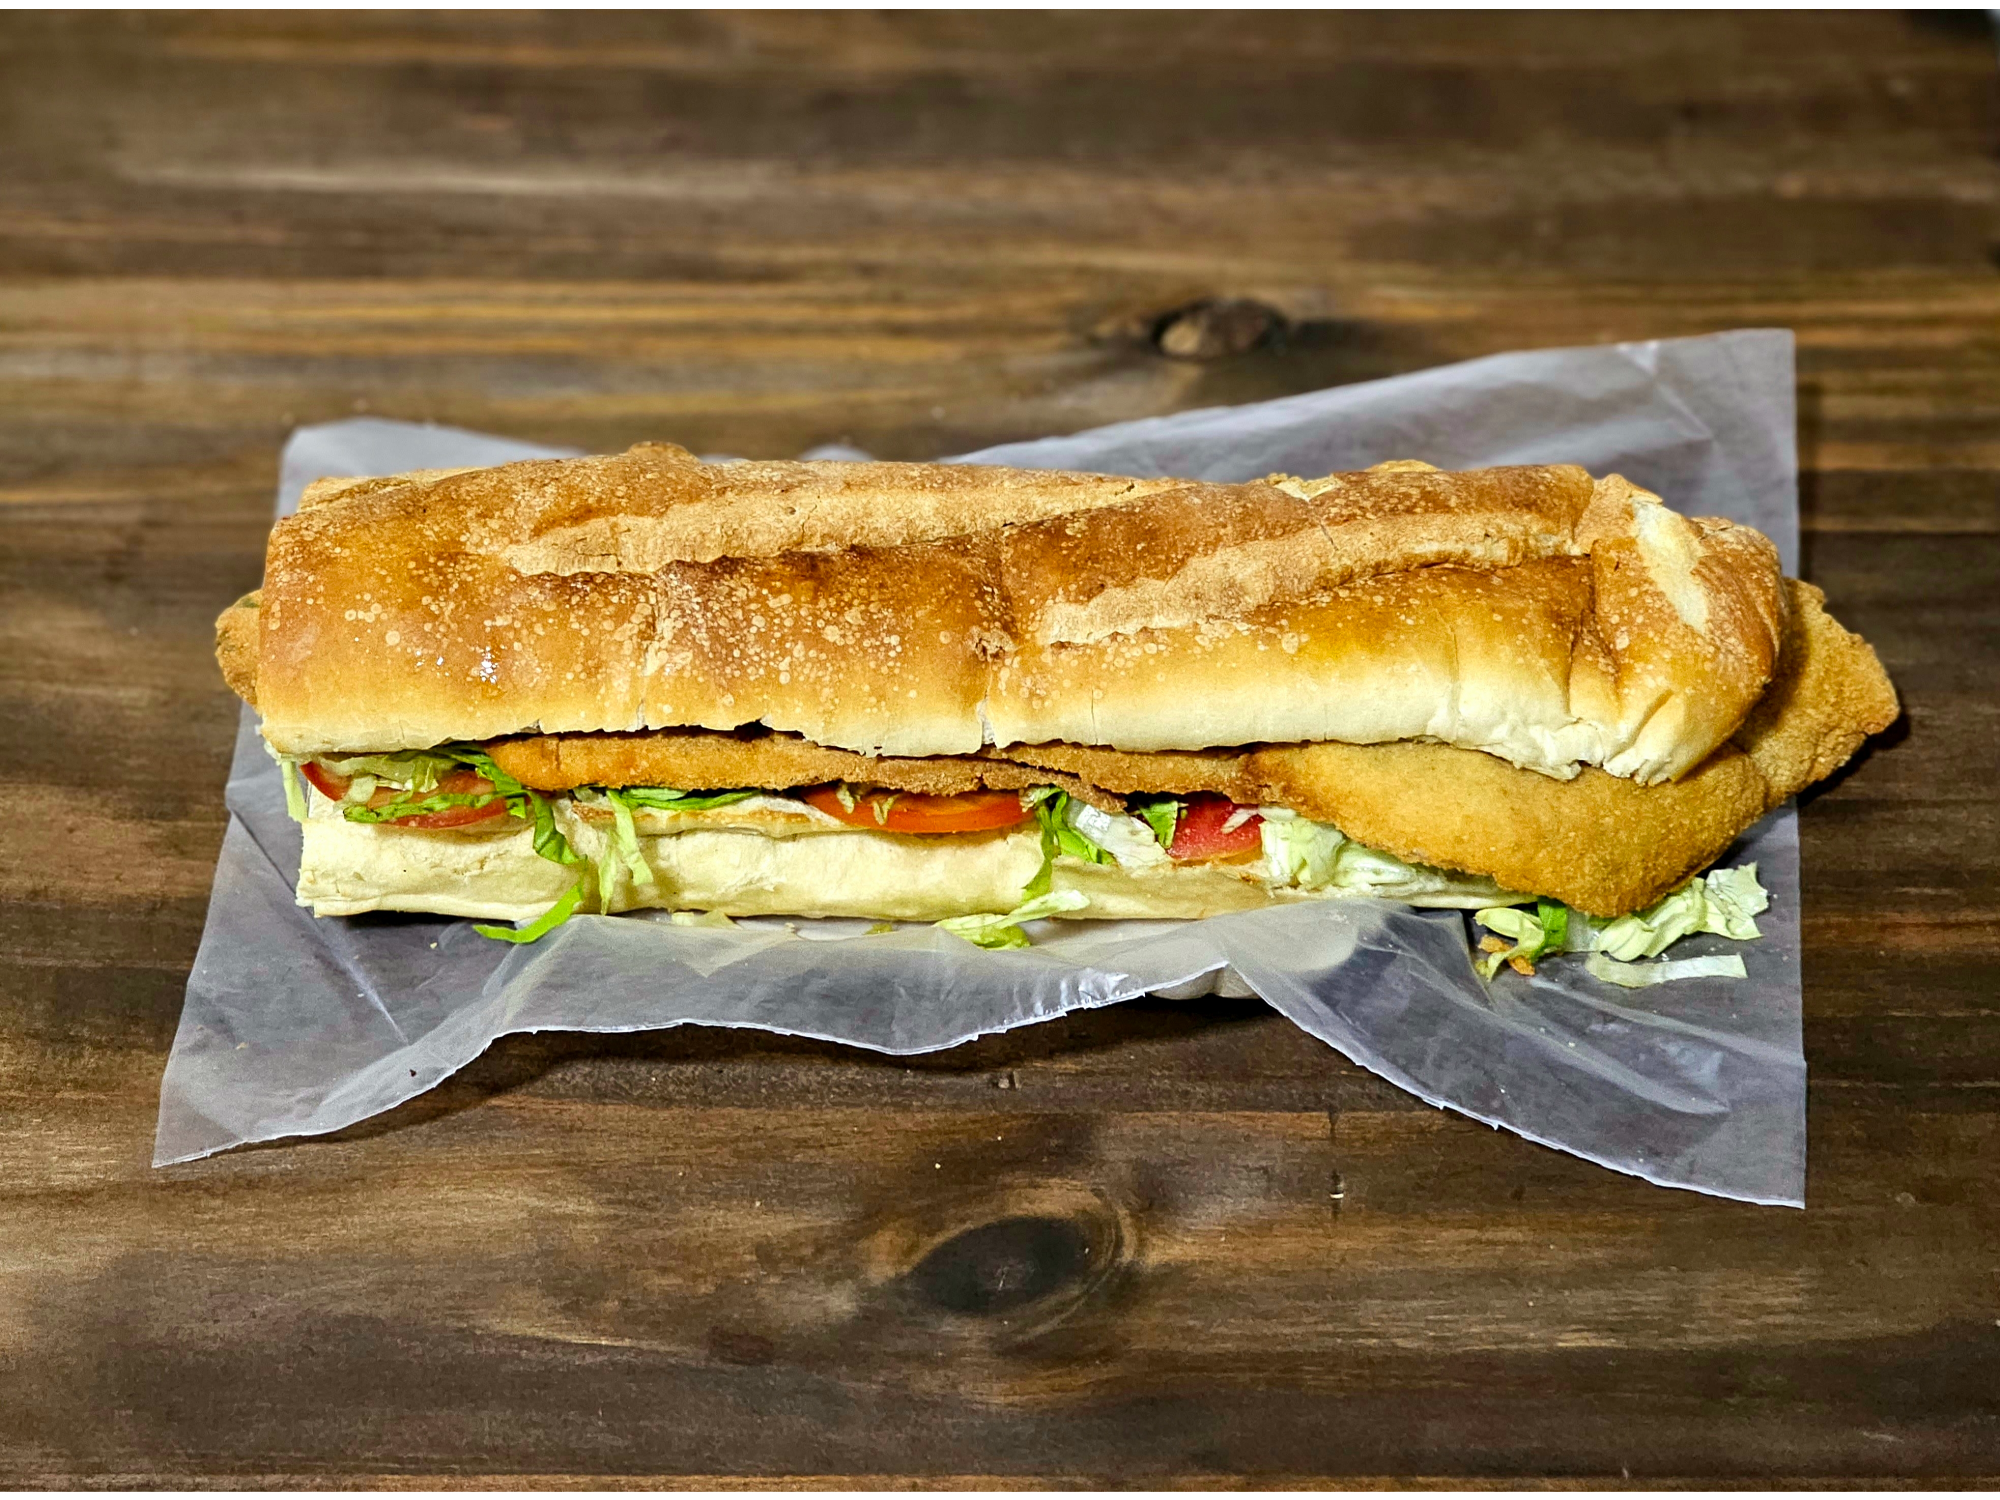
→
(159, 329, 1806, 1205)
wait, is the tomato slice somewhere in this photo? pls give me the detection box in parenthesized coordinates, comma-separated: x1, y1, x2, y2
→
(300, 760, 512, 830)
(800, 785, 1034, 835)
(299, 760, 349, 801)
(1167, 794, 1265, 862)
(384, 769, 513, 830)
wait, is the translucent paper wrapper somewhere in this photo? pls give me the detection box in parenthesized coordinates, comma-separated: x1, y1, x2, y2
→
(159, 329, 1806, 1205)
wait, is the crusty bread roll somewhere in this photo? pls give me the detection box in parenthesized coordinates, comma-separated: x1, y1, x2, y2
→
(245, 447, 1787, 783)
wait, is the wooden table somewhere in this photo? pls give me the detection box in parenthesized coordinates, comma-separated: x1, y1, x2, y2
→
(3, 13, 1996, 1486)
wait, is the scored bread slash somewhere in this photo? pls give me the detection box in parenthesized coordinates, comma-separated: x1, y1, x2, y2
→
(223, 448, 1896, 953)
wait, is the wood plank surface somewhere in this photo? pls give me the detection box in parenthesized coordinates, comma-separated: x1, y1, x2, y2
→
(1, 11, 1996, 1487)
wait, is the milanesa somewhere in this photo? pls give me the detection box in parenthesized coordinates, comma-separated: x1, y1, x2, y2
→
(215, 448, 1897, 931)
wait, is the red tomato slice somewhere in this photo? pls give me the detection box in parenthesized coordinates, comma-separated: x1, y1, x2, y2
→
(301, 761, 512, 830)
(384, 768, 513, 830)
(1167, 794, 1264, 862)
(299, 760, 349, 800)
(801, 785, 1033, 835)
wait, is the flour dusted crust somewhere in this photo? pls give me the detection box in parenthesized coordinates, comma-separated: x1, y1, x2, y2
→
(247, 447, 1788, 783)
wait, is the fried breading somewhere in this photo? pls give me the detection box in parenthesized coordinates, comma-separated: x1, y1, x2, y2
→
(988, 741, 1260, 801)
(1246, 738, 1770, 917)
(482, 729, 1123, 810)
(214, 591, 261, 709)
(1731, 579, 1899, 800)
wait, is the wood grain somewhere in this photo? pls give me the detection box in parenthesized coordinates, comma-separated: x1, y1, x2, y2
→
(1, 11, 1997, 1486)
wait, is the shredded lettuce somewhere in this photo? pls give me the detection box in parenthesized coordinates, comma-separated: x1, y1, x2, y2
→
(317, 745, 581, 869)
(667, 909, 737, 929)
(1049, 801, 1113, 867)
(1322, 842, 1511, 903)
(1134, 797, 1181, 850)
(1593, 864, 1769, 960)
(473, 881, 585, 944)
(276, 755, 308, 824)
(526, 794, 575, 866)
(574, 785, 761, 902)
(315, 750, 456, 793)
(1022, 789, 1113, 899)
(1474, 898, 1570, 979)
(445, 749, 581, 869)
(1067, 801, 1169, 870)
(1585, 952, 1748, 988)
(1702, 863, 1770, 940)
(590, 789, 657, 890)
(342, 785, 506, 825)
(1474, 864, 1769, 985)
(1257, 815, 1515, 905)
(606, 792, 651, 883)
(1259, 816, 1347, 889)
(613, 786, 758, 813)
(937, 889, 1089, 950)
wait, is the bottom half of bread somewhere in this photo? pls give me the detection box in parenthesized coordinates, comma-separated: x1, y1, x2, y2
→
(296, 802, 1518, 925)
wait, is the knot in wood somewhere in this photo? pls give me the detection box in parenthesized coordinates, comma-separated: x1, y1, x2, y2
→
(904, 1214, 1097, 1317)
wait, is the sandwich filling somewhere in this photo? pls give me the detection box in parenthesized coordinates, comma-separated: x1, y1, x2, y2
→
(276, 740, 1771, 981)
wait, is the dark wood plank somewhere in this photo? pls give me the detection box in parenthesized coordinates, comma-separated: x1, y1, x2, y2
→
(1, 10, 1997, 1486)
(3, 1081, 1996, 1484)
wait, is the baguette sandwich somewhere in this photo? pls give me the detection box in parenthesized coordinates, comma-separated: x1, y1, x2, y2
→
(215, 445, 1896, 962)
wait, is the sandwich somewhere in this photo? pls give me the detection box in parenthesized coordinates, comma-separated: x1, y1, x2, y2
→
(214, 445, 1897, 975)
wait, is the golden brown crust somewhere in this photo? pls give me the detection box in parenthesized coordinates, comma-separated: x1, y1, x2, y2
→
(242, 449, 1787, 781)
(1731, 579, 1899, 800)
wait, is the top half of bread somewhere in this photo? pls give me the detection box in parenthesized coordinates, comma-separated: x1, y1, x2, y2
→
(230, 444, 1811, 783)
